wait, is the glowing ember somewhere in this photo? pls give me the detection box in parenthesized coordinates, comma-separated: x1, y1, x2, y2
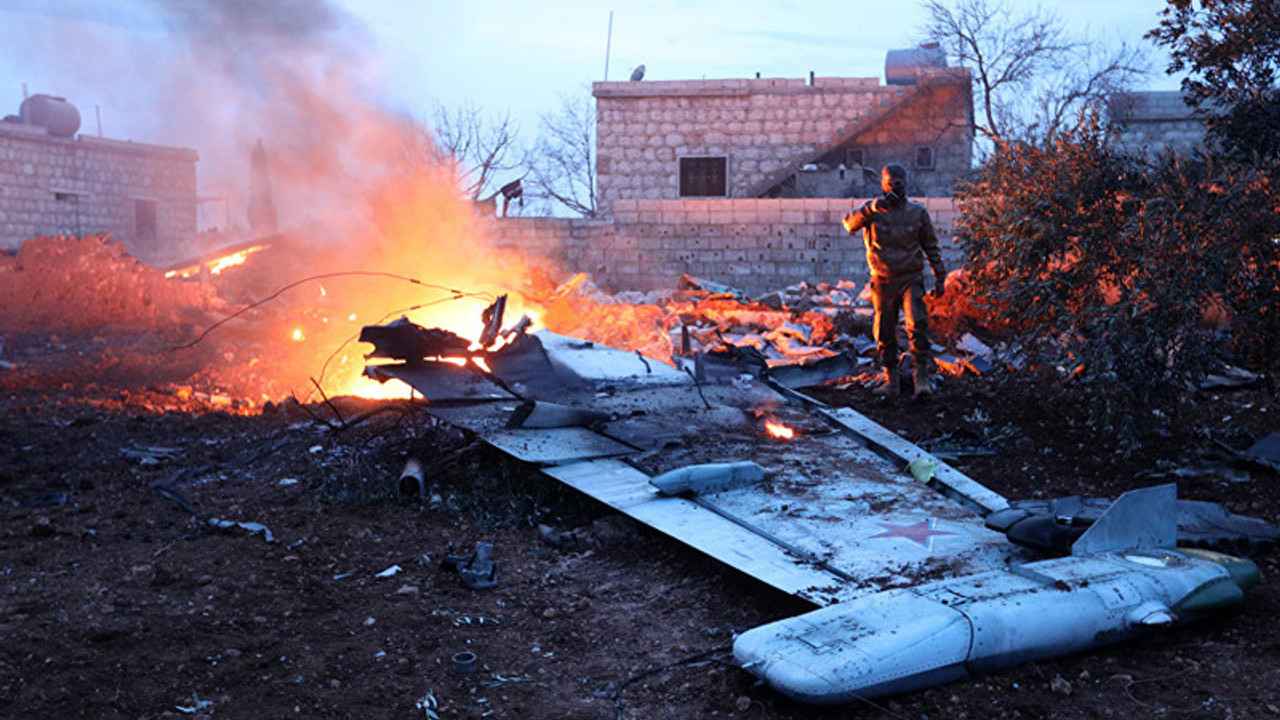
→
(765, 420, 796, 439)
(207, 249, 253, 275)
(291, 328, 305, 342)
(164, 244, 267, 278)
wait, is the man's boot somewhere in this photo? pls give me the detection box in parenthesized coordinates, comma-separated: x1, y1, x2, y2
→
(913, 363, 934, 398)
(872, 368, 899, 397)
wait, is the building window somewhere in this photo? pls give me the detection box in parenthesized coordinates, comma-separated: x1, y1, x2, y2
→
(679, 156, 727, 197)
(135, 199, 157, 240)
(914, 146, 935, 169)
(845, 148, 866, 168)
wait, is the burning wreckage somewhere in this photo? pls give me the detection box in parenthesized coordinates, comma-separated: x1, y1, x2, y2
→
(356, 292, 1276, 705)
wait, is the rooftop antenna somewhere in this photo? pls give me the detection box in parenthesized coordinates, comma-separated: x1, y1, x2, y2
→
(22, 82, 29, 99)
(603, 11, 614, 81)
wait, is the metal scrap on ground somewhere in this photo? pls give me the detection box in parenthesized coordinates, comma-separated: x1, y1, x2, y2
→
(354, 297, 1269, 704)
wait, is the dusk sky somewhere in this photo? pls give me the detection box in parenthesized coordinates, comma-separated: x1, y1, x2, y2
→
(0, 0, 1185, 211)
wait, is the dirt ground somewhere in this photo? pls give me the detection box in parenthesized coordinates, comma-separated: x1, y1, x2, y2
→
(2, 327, 1278, 720)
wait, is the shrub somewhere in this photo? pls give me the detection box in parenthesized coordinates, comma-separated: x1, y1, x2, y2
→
(957, 114, 1280, 424)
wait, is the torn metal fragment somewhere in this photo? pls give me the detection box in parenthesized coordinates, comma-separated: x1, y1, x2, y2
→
(441, 541, 499, 590)
(359, 316, 470, 361)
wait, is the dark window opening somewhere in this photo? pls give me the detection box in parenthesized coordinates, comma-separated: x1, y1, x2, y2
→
(54, 191, 79, 202)
(845, 148, 865, 168)
(914, 146, 935, 169)
(135, 199, 157, 240)
(679, 157, 727, 197)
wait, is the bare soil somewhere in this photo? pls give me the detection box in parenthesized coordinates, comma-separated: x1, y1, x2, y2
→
(2, 328, 1279, 720)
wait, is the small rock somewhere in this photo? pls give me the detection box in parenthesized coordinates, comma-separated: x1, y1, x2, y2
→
(1050, 676, 1072, 696)
(196, 574, 215, 586)
(363, 617, 376, 626)
(1078, 669, 1091, 681)
(734, 695, 752, 712)
(394, 585, 420, 598)
(224, 648, 242, 658)
(541, 608, 559, 619)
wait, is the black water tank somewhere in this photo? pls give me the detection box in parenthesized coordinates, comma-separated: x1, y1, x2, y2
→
(19, 94, 81, 138)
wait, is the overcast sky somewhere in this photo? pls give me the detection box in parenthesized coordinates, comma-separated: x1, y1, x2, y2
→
(344, 0, 1184, 132)
(0, 0, 1184, 204)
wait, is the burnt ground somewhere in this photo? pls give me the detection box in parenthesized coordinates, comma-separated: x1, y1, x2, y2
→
(2, 329, 1280, 720)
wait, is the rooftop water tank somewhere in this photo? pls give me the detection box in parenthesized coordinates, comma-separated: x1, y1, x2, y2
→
(885, 43, 947, 86)
(19, 94, 81, 138)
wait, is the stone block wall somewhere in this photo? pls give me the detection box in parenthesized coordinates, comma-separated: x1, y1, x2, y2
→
(592, 71, 971, 215)
(0, 122, 198, 262)
(486, 198, 964, 296)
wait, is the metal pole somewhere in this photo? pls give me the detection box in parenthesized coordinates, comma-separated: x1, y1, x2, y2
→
(603, 11, 613, 81)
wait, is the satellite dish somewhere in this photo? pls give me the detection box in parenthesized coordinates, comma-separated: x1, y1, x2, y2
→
(629, 64, 646, 82)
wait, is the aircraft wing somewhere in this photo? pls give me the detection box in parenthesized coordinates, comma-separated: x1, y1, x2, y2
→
(363, 326, 1028, 605)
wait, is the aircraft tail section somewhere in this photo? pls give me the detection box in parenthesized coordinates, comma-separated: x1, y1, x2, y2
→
(1072, 484, 1177, 556)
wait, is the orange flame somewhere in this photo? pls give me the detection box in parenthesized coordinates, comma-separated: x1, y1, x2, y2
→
(764, 420, 796, 439)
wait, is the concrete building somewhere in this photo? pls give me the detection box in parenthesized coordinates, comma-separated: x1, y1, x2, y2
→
(0, 94, 198, 263)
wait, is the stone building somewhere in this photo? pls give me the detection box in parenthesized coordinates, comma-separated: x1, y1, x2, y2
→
(488, 50, 974, 294)
(0, 95, 198, 263)
(1107, 90, 1206, 155)
(592, 51, 972, 217)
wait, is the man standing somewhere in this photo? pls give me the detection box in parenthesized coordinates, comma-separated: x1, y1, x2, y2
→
(842, 164, 947, 398)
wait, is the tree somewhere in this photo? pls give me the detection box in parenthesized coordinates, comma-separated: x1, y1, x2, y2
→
(920, 0, 1148, 149)
(958, 112, 1280, 425)
(431, 102, 525, 202)
(527, 90, 597, 218)
(1147, 0, 1280, 161)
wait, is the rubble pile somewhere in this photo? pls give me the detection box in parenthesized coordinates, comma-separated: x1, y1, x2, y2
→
(536, 273, 1010, 391)
(0, 235, 225, 333)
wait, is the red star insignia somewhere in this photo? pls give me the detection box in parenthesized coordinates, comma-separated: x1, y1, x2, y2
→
(870, 519, 956, 549)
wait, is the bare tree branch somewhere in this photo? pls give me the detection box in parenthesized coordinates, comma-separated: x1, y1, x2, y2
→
(527, 89, 597, 218)
(431, 102, 525, 202)
(920, 0, 1148, 150)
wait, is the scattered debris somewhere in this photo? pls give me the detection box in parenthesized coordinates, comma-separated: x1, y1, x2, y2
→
(375, 564, 402, 578)
(1050, 676, 1073, 696)
(120, 444, 184, 466)
(397, 457, 425, 501)
(1200, 366, 1260, 390)
(416, 690, 440, 720)
(441, 542, 499, 590)
(1240, 433, 1280, 474)
(175, 693, 215, 714)
(452, 651, 478, 675)
(207, 517, 276, 543)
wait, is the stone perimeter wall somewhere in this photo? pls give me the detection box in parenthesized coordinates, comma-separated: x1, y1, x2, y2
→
(0, 122, 198, 262)
(486, 198, 964, 296)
